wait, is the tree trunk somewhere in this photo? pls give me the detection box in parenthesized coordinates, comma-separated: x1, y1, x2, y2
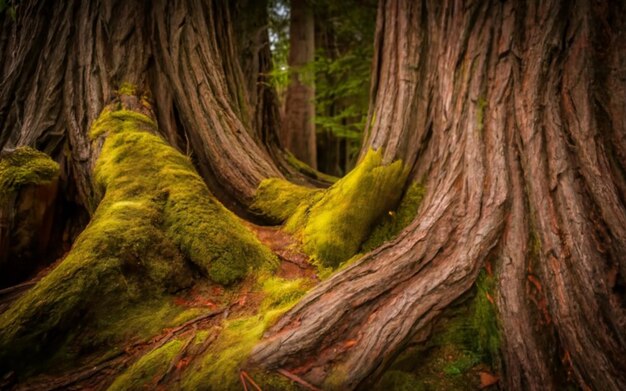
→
(249, 1, 626, 390)
(1, 0, 625, 390)
(282, 0, 317, 169)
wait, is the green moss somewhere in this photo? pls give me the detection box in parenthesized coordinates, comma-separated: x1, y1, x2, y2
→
(117, 82, 138, 96)
(108, 339, 184, 391)
(470, 271, 500, 364)
(0, 147, 59, 196)
(181, 275, 312, 390)
(374, 370, 425, 391)
(374, 270, 501, 390)
(476, 97, 487, 135)
(89, 108, 157, 140)
(0, 102, 276, 369)
(251, 178, 322, 223)
(286, 149, 408, 271)
(247, 370, 299, 390)
(284, 151, 338, 184)
(361, 181, 425, 252)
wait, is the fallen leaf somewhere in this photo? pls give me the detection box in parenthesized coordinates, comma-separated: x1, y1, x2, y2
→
(479, 371, 498, 388)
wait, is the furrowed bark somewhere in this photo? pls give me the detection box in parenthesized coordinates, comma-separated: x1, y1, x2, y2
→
(250, 1, 626, 389)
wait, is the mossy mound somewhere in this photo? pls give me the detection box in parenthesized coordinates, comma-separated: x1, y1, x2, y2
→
(0, 147, 59, 196)
(253, 150, 411, 272)
(286, 149, 408, 270)
(251, 178, 322, 223)
(0, 103, 276, 369)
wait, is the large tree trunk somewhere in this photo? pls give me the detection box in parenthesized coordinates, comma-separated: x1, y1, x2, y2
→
(0, 0, 282, 217)
(282, 0, 317, 169)
(1, 0, 625, 390)
(249, 0, 626, 389)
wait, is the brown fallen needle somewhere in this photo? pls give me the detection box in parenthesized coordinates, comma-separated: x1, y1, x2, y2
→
(240, 370, 262, 391)
(277, 368, 321, 391)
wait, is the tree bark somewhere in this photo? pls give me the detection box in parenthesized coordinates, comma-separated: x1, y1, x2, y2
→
(282, 0, 317, 169)
(1, 0, 625, 390)
(250, 1, 626, 390)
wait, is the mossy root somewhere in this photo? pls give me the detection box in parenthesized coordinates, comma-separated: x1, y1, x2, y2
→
(0, 98, 276, 369)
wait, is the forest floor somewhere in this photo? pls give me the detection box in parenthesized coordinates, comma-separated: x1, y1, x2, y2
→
(0, 224, 318, 391)
(0, 223, 499, 391)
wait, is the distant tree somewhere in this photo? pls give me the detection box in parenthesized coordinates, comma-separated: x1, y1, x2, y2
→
(282, 0, 317, 168)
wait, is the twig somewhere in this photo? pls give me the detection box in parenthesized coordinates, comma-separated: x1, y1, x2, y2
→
(277, 369, 321, 391)
(157, 330, 196, 385)
(240, 372, 249, 391)
(240, 371, 262, 391)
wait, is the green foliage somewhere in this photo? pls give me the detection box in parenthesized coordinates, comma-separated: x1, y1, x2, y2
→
(361, 182, 426, 252)
(268, 0, 290, 96)
(314, 50, 371, 141)
(107, 339, 184, 391)
(0, 147, 59, 196)
(181, 275, 312, 390)
(251, 177, 322, 223)
(0, 103, 276, 369)
(312, 0, 377, 166)
(285, 149, 408, 272)
(268, 0, 377, 169)
(0, 0, 16, 20)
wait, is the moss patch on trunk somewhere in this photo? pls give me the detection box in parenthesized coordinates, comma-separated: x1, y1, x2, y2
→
(253, 149, 408, 273)
(0, 102, 276, 370)
(251, 178, 322, 223)
(0, 147, 59, 196)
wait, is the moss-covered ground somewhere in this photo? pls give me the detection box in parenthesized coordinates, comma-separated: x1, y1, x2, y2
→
(0, 99, 277, 372)
(176, 273, 313, 390)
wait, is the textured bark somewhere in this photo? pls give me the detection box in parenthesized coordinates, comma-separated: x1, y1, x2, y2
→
(151, 0, 282, 213)
(250, 1, 626, 390)
(0, 0, 283, 217)
(1, 0, 625, 390)
(0, 0, 151, 213)
(283, 0, 317, 168)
